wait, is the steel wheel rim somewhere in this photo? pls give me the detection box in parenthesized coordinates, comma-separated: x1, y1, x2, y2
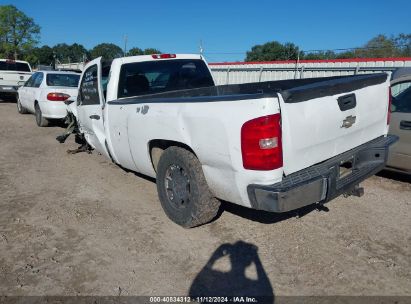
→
(164, 164, 191, 209)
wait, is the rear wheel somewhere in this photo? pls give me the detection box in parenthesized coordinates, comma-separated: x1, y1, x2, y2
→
(35, 103, 49, 127)
(156, 147, 220, 228)
(17, 96, 28, 114)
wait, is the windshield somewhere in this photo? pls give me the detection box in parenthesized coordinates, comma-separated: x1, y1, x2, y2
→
(118, 59, 214, 98)
(0, 61, 31, 72)
(46, 74, 80, 87)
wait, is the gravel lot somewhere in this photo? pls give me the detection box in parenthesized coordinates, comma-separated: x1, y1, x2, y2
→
(0, 101, 410, 297)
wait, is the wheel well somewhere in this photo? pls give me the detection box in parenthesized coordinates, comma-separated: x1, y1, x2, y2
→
(149, 140, 196, 172)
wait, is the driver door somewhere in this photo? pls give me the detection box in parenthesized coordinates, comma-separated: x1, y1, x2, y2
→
(388, 79, 411, 171)
(77, 57, 110, 158)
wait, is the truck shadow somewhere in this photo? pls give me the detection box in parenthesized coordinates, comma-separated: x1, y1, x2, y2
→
(189, 241, 274, 303)
(0, 95, 17, 103)
(116, 164, 318, 225)
(49, 119, 68, 128)
(377, 170, 411, 183)
(118, 165, 157, 183)
(220, 200, 319, 224)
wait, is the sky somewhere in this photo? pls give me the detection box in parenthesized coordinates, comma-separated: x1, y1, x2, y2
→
(3, 0, 411, 63)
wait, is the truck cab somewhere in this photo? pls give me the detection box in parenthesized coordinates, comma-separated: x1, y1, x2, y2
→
(74, 54, 214, 159)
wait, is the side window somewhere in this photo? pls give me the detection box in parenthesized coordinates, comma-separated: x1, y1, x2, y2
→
(25, 73, 37, 87)
(78, 65, 100, 105)
(391, 81, 411, 97)
(391, 81, 411, 113)
(33, 72, 43, 88)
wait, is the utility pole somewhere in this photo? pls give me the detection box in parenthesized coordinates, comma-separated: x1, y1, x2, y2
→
(124, 35, 128, 57)
(52, 51, 56, 70)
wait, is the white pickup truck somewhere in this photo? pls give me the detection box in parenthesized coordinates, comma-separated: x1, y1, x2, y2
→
(65, 54, 397, 227)
(0, 59, 32, 100)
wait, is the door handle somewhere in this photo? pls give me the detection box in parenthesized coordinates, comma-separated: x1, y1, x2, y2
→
(400, 120, 411, 130)
(337, 93, 356, 111)
(89, 115, 100, 120)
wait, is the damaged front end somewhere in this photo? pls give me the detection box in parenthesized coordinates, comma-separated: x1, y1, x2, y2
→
(56, 111, 78, 144)
(56, 100, 92, 154)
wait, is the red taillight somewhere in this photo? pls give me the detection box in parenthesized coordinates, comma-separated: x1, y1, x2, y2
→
(47, 92, 70, 101)
(241, 114, 282, 170)
(387, 86, 392, 125)
(151, 54, 176, 59)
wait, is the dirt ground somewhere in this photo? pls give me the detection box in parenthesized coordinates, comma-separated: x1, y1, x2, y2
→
(0, 101, 410, 297)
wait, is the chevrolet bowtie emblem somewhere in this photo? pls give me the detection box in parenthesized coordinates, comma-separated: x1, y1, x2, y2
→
(341, 115, 356, 128)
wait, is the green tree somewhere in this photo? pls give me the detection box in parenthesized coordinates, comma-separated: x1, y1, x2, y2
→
(127, 47, 144, 56)
(122, 46, 161, 57)
(68, 43, 89, 61)
(393, 33, 411, 57)
(245, 41, 299, 61)
(303, 50, 338, 60)
(244, 34, 411, 62)
(335, 51, 356, 59)
(354, 35, 397, 58)
(52, 43, 69, 62)
(52, 43, 88, 63)
(0, 5, 40, 59)
(29, 45, 53, 66)
(90, 43, 123, 60)
(143, 48, 161, 55)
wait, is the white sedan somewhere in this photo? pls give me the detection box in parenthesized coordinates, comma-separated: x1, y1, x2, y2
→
(17, 71, 80, 127)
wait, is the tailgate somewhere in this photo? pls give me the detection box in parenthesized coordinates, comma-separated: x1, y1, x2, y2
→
(278, 73, 390, 175)
(0, 71, 31, 86)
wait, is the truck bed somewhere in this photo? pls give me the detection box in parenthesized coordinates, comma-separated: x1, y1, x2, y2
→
(108, 73, 387, 105)
(107, 72, 390, 176)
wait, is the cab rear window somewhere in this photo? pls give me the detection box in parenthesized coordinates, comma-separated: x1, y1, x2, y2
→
(118, 59, 214, 98)
(0, 61, 31, 72)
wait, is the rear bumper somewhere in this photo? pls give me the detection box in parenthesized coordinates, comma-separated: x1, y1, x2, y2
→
(247, 135, 398, 213)
(40, 101, 68, 119)
(0, 85, 19, 93)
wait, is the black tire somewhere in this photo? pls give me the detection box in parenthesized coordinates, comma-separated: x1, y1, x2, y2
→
(17, 96, 28, 114)
(35, 103, 49, 127)
(156, 146, 220, 228)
